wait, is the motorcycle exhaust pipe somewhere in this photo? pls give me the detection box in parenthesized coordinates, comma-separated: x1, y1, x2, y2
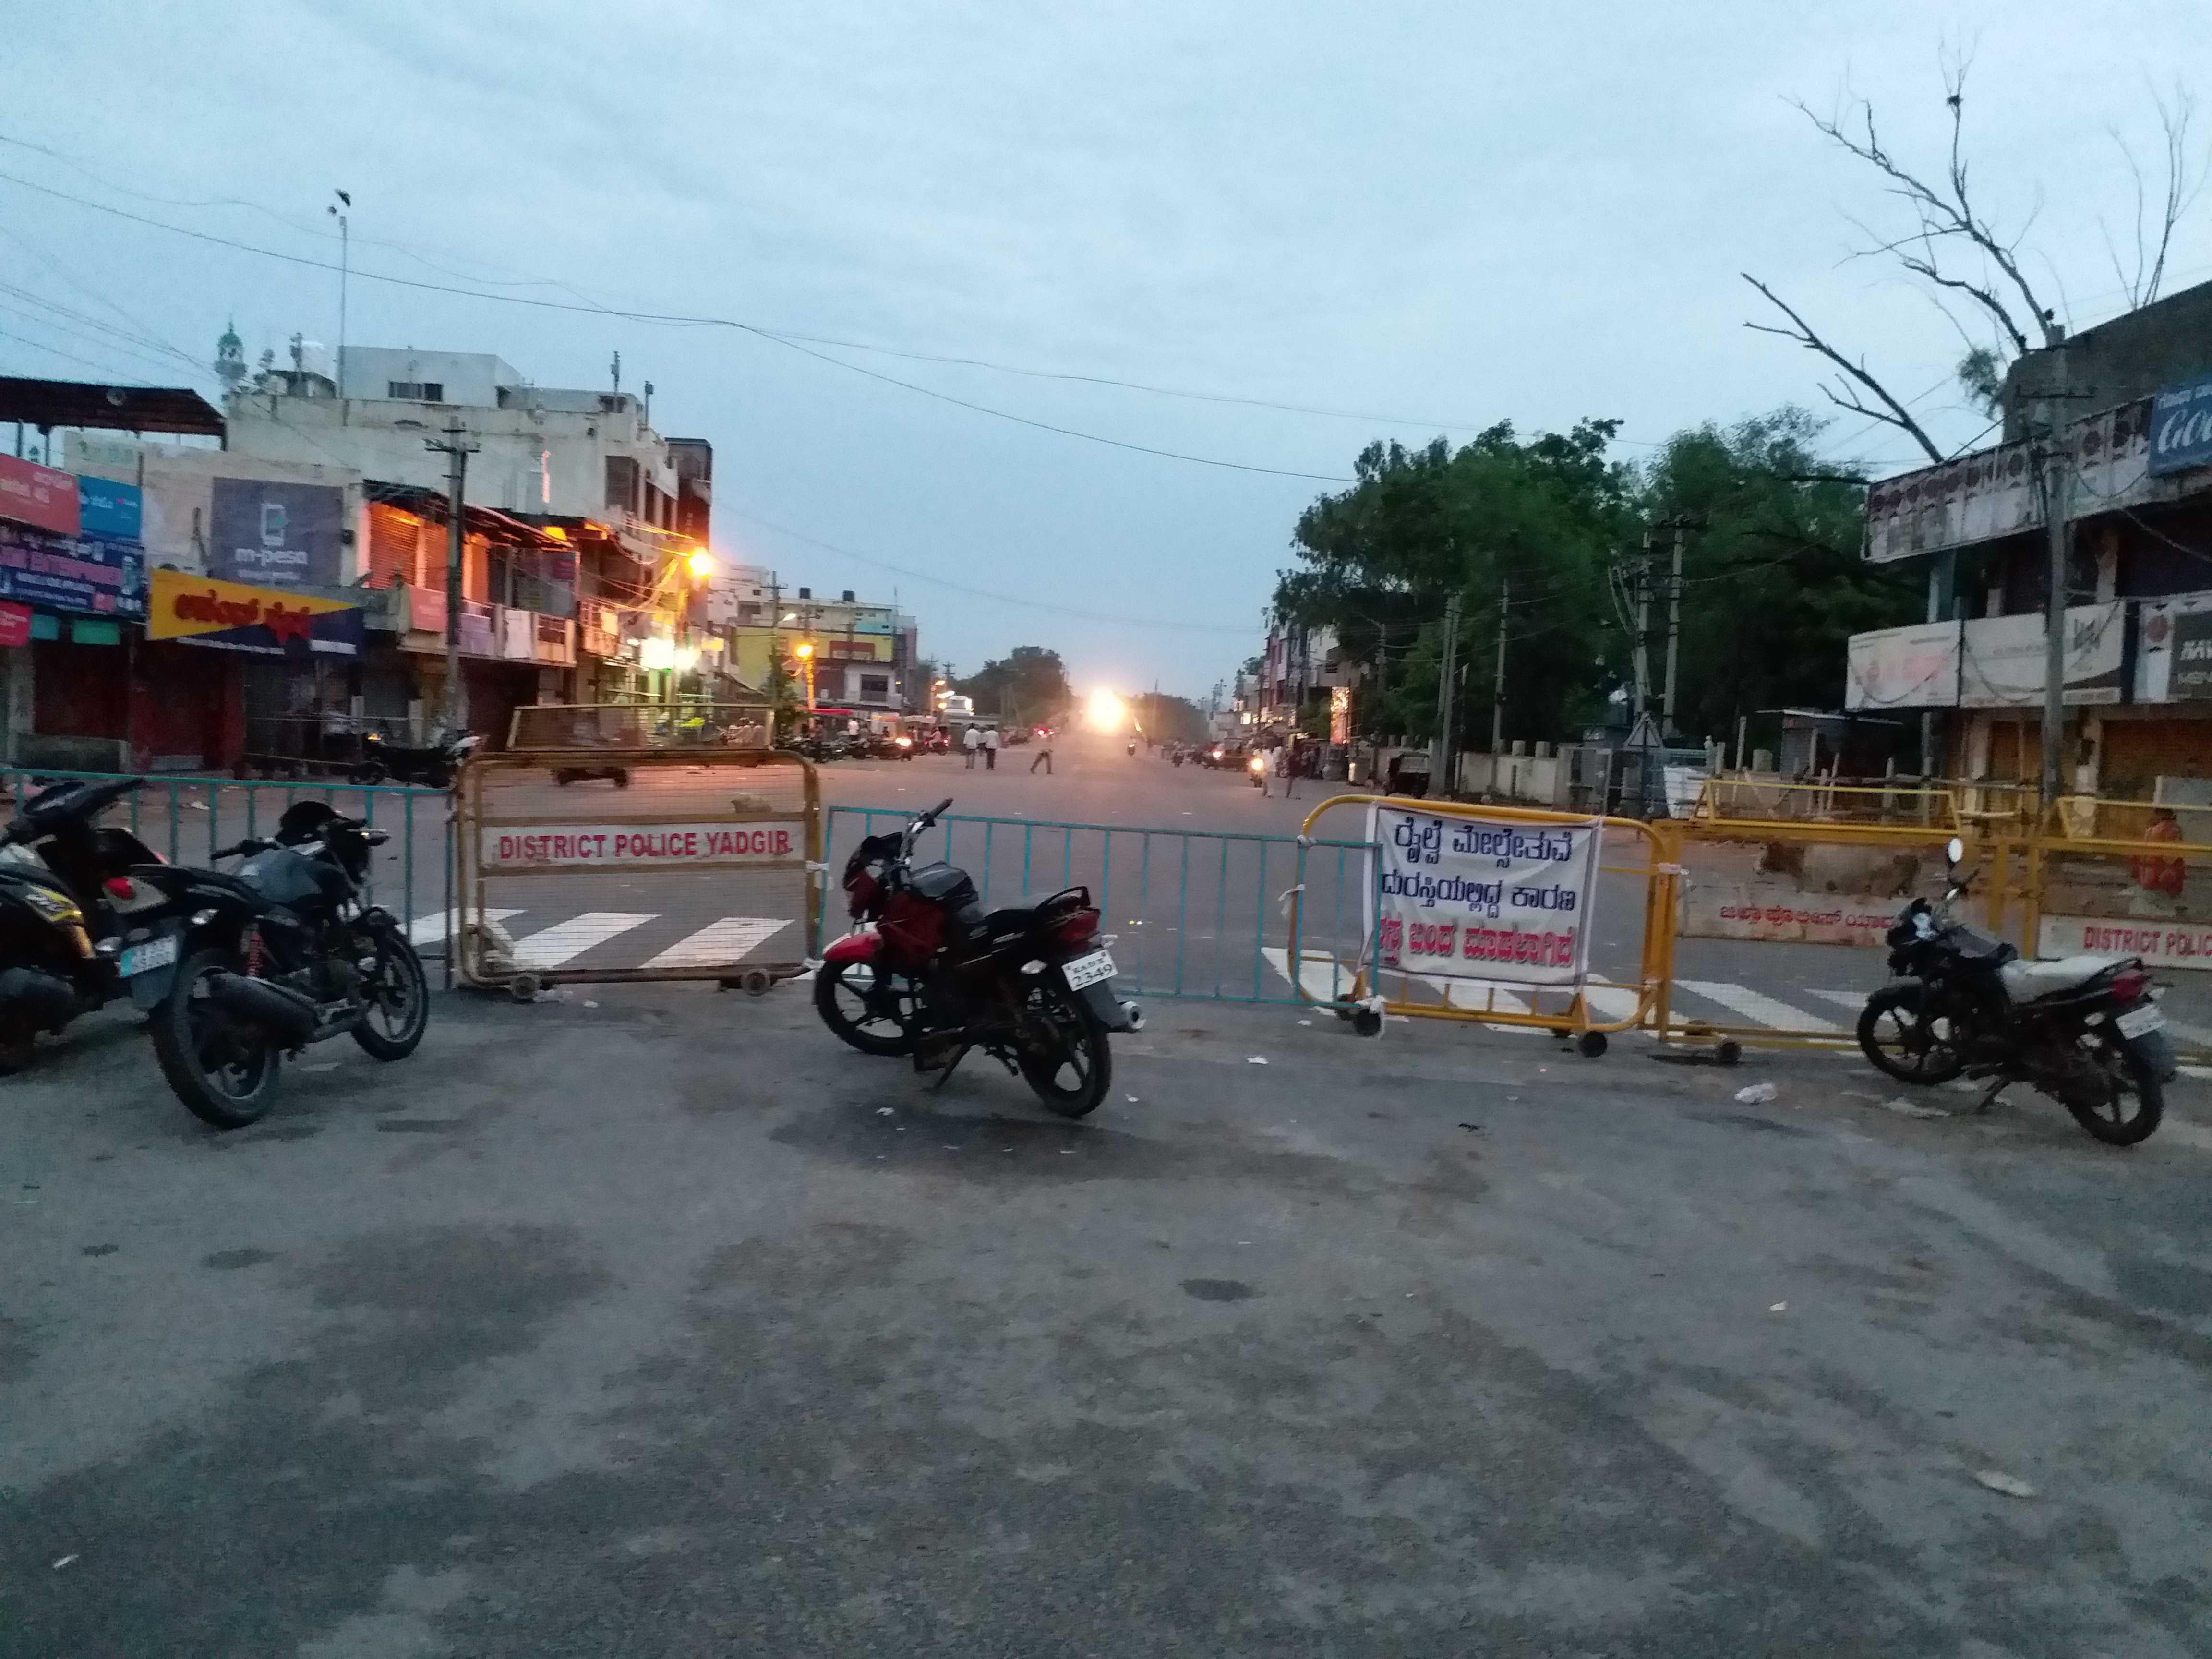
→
(1118, 999, 1145, 1033)
(204, 972, 321, 1046)
(0, 965, 79, 1027)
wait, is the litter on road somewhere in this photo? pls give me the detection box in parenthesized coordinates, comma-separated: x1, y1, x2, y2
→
(1975, 1470, 2036, 1499)
(1735, 1083, 1779, 1104)
(1769, 1301, 1788, 1313)
(1882, 1096, 1950, 1120)
(1248, 1056, 1268, 1065)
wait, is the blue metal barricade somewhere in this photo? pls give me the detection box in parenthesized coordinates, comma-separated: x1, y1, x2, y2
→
(0, 768, 451, 956)
(820, 805, 1381, 1006)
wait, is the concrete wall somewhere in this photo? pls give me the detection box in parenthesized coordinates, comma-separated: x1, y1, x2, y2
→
(222, 391, 677, 521)
(2003, 277, 2212, 441)
(64, 435, 367, 581)
(337, 348, 520, 407)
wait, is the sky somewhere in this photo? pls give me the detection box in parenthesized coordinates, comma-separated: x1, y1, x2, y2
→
(4, 1, 2209, 700)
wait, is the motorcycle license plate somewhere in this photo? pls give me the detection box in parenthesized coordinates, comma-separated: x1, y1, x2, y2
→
(2116, 1003, 2166, 1040)
(1062, 949, 1117, 990)
(118, 935, 179, 977)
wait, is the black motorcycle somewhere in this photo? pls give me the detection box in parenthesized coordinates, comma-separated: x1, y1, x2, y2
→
(123, 801, 429, 1128)
(0, 776, 170, 1071)
(350, 729, 481, 789)
(815, 797, 1142, 1116)
(1858, 836, 2177, 1146)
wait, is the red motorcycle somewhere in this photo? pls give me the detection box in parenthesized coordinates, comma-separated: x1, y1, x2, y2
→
(815, 797, 1141, 1116)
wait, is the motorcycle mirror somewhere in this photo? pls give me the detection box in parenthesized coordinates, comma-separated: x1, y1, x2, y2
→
(1945, 836, 1965, 866)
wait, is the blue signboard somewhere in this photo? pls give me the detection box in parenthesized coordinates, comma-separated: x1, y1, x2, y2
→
(2150, 374, 2212, 477)
(75, 474, 143, 541)
(0, 522, 146, 620)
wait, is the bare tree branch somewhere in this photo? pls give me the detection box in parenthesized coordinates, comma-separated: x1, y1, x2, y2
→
(1741, 275, 1948, 464)
(1792, 59, 2059, 351)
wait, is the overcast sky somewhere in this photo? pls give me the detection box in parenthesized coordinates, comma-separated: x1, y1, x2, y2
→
(4, 1, 2208, 698)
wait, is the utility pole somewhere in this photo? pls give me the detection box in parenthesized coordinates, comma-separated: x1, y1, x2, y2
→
(425, 421, 479, 736)
(1431, 591, 1463, 789)
(2037, 340, 2074, 807)
(1631, 538, 1653, 727)
(1490, 577, 1509, 754)
(1661, 521, 1685, 739)
(327, 191, 350, 419)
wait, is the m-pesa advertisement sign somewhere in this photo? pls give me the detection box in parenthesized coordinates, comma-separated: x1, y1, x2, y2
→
(484, 822, 801, 872)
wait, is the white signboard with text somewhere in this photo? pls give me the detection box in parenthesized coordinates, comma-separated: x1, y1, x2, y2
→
(2037, 914, 2212, 972)
(483, 821, 801, 873)
(1368, 805, 1602, 987)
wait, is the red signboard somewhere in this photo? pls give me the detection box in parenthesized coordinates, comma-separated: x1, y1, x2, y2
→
(0, 455, 81, 536)
(0, 600, 29, 648)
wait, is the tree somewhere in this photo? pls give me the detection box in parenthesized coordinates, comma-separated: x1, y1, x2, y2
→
(1130, 691, 1207, 744)
(1743, 58, 2203, 458)
(956, 646, 1071, 728)
(1274, 421, 1636, 745)
(1638, 409, 1915, 744)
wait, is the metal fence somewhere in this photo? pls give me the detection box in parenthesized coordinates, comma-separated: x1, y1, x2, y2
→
(821, 806, 1381, 1005)
(0, 766, 449, 953)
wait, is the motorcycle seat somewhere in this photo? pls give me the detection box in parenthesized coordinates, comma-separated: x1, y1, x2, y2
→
(1998, 954, 2117, 1002)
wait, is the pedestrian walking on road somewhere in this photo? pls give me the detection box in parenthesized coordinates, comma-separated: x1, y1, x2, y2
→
(982, 725, 999, 770)
(1030, 729, 1054, 774)
(963, 725, 979, 769)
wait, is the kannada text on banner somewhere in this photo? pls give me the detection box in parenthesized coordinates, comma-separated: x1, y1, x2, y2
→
(1367, 805, 1602, 987)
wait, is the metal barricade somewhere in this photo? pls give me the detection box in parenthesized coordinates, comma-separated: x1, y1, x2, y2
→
(1665, 782, 1975, 1053)
(818, 806, 1379, 1005)
(454, 748, 819, 992)
(1292, 793, 1673, 1045)
(0, 766, 448, 953)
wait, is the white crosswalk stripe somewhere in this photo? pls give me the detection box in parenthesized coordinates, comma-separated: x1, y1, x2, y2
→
(510, 912, 656, 969)
(1674, 979, 1842, 1034)
(1259, 947, 1362, 1004)
(1805, 988, 1871, 1012)
(406, 908, 519, 948)
(1579, 982, 1646, 1023)
(645, 917, 789, 969)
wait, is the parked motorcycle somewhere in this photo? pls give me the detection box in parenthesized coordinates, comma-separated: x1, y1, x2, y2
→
(351, 729, 481, 789)
(0, 776, 170, 1071)
(814, 796, 1141, 1116)
(123, 801, 429, 1128)
(1858, 836, 2177, 1145)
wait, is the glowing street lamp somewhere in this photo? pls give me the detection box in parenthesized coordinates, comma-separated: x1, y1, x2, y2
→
(794, 639, 817, 709)
(685, 548, 714, 579)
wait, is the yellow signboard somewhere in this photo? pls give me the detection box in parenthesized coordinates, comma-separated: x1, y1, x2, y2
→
(149, 567, 363, 656)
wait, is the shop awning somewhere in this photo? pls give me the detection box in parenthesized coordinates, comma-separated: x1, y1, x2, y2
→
(0, 377, 224, 437)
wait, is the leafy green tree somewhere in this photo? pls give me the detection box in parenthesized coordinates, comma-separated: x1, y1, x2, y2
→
(1274, 420, 1636, 745)
(1639, 409, 1915, 745)
(957, 646, 1071, 728)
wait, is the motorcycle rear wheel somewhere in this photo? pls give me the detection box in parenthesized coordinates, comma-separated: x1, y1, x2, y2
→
(1856, 987, 1964, 1085)
(152, 947, 282, 1130)
(2067, 1044, 2164, 1146)
(1018, 979, 1111, 1118)
(814, 959, 917, 1057)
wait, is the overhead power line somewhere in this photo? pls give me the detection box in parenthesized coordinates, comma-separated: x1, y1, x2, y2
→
(724, 506, 1264, 636)
(0, 168, 1358, 484)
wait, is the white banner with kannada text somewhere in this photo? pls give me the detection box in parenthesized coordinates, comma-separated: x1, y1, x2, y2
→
(1367, 805, 1602, 987)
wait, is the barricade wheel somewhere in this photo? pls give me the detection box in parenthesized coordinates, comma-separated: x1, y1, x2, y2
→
(1716, 1039, 1742, 1067)
(1577, 1030, 1608, 1058)
(1353, 1008, 1382, 1037)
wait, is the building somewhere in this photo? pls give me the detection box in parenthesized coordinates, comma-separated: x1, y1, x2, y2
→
(1843, 277, 2212, 802)
(716, 580, 919, 720)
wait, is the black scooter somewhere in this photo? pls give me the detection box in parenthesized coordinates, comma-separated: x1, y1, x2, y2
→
(0, 776, 170, 1071)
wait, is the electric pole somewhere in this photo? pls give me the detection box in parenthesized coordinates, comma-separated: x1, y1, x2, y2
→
(425, 421, 479, 736)
(1431, 591, 1463, 789)
(1490, 577, 1509, 754)
(1631, 539, 1653, 728)
(2036, 341, 2074, 807)
(1661, 521, 1685, 739)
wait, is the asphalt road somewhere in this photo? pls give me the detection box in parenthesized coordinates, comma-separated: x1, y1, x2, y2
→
(5, 967, 2212, 1654)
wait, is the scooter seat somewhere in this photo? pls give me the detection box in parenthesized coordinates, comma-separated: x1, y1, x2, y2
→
(1998, 954, 2117, 1002)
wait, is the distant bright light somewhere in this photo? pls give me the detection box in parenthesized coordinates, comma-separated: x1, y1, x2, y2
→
(1086, 690, 1127, 731)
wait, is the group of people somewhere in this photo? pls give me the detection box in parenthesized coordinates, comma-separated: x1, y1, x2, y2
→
(956, 723, 1059, 773)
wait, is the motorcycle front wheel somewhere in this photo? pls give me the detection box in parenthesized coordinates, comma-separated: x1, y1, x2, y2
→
(813, 959, 918, 1057)
(152, 948, 282, 1130)
(1017, 979, 1111, 1118)
(353, 931, 430, 1061)
(1856, 986, 1964, 1085)
(2068, 1042, 2164, 1146)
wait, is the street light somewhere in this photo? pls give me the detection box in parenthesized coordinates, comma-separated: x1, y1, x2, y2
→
(795, 640, 817, 709)
(685, 548, 714, 579)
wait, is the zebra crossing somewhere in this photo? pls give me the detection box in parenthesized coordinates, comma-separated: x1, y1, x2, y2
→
(1258, 947, 1865, 1039)
(406, 907, 794, 973)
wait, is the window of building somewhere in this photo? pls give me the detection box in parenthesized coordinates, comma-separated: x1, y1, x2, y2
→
(860, 675, 890, 703)
(386, 381, 445, 401)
